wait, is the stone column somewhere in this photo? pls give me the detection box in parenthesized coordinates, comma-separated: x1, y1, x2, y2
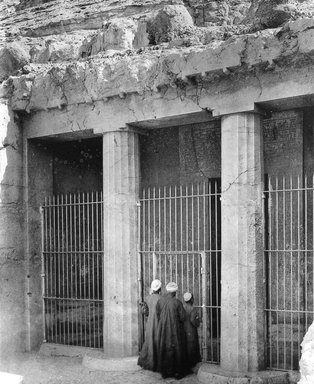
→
(102, 130, 140, 357)
(220, 112, 265, 372)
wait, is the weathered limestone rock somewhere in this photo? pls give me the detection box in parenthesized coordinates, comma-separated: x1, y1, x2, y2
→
(0, 99, 26, 358)
(16, 0, 54, 10)
(183, 0, 251, 27)
(147, 5, 194, 44)
(0, 42, 30, 82)
(3, 0, 313, 70)
(299, 321, 314, 384)
(248, 0, 297, 30)
(245, 0, 314, 31)
(6, 18, 314, 113)
(0, 0, 183, 44)
(80, 18, 149, 57)
(29, 32, 91, 63)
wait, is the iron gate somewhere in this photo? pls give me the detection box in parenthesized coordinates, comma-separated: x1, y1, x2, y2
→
(41, 192, 104, 348)
(264, 174, 314, 370)
(138, 181, 221, 363)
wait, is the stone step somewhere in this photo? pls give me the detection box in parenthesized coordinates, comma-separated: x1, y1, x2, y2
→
(197, 364, 290, 384)
(82, 351, 141, 372)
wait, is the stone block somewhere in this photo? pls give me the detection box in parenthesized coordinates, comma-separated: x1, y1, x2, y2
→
(203, 11, 221, 23)
(39, 342, 93, 358)
(0, 42, 29, 82)
(245, 30, 282, 67)
(82, 352, 141, 372)
(79, 19, 149, 57)
(288, 18, 314, 34)
(205, 2, 218, 12)
(197, 364, 289, 384)
(298, 29, 314, 55)
(147, 5, 194, 44)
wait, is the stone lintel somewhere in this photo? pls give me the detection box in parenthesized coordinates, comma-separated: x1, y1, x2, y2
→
(21, 63, 314, 140)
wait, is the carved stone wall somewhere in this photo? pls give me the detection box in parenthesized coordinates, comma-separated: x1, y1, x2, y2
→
(140, 120, 221, 188)
(263, 110, 303, 176)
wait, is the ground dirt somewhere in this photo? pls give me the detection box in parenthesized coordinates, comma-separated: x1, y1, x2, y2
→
(0, 353, 200, 384)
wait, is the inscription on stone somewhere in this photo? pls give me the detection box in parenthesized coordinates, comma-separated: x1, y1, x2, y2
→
(263, 111, 303, 175)
(179, 121, 221, 183)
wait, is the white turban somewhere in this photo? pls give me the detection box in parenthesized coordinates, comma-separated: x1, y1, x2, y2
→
(166, 282, 178, 292)
(151, 279, 162, 292)
(183, 292, 192, 302)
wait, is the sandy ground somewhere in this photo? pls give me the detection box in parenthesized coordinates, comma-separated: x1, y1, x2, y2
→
(0, 353, 200, 384)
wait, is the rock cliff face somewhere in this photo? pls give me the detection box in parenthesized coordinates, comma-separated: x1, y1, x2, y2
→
(1, 0, 314, 104)
(0, 0, 314, 65)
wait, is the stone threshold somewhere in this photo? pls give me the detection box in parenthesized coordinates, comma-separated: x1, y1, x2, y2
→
(39, 343, 140, 372)
(82, 350, 140, 372)
(39, 342, 98, 359)
(39, 344, 300, 383)
(197, 363, 299, 384)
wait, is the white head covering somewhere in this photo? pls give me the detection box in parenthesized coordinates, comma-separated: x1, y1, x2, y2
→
(183, 292, 192, 302)
(151, 279, 162, 292)
(166, 282, 178, 292)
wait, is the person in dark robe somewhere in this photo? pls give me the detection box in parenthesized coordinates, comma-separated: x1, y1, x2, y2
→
(155, 282, 188, 379)
(183, 292, 202, 369)
(138, 279, 162, 371)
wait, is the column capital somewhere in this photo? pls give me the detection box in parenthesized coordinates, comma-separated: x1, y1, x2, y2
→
(213, 104, 266, 118)
(101, 125, 147, 136)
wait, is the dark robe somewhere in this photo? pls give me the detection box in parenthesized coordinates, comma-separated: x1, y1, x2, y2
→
(183, 303, 202, 368)
(155, 293, 188, 379)
(138, 293, 160, 371)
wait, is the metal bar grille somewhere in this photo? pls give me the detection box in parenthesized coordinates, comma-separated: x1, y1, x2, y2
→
(41, 191, 104, 348)
(139, 181, 221, 363)
(264, 174, 314, 370)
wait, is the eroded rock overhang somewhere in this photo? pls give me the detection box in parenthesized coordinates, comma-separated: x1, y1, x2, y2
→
(3, 17, 314, 133)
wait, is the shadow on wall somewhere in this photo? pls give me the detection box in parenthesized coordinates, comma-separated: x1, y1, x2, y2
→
(0, 101, 26, 358)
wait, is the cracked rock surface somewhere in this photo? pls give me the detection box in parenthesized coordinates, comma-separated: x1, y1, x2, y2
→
(4, 17, 314, 112)
(1, 0, 314, 113)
